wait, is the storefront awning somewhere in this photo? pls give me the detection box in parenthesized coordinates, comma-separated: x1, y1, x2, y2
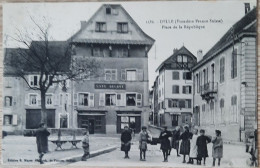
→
(78, 113, 105, 116)
(117, 114, 141, 117)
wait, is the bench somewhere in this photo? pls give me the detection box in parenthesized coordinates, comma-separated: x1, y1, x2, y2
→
(49, 129, 84, 151)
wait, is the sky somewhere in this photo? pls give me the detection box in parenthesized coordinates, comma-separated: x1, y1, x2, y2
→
(3, 0, 257, 89)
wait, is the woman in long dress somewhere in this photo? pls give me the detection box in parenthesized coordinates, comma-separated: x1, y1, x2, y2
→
(159, 126, 172, 162)
(180, 126, 192, 163)
(188, 128, 199, 164)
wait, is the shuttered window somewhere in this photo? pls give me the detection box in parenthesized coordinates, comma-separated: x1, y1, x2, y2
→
(172, 85, 179, 94)
(231, 49, 237, 79)
(172, 71, 179, 80)
(220, 57, 225, 83)
(182, 86, 192, 94)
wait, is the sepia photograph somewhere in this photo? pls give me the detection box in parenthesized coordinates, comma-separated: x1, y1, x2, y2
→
(1, 0, 258, 167)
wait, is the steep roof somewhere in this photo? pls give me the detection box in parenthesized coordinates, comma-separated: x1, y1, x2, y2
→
(70, 4, 155, 48)
(4, 41, 71, 75)
(156, 46, 197, 72)
(193, 8, 256, 70)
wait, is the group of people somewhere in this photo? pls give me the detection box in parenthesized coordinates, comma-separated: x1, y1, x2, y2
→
(121, 125, 223, 166)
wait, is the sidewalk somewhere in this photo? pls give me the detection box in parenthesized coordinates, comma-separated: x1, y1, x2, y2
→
(2, 135, 120, 165)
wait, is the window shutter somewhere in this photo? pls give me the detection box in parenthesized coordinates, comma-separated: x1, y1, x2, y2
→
(37, 94, 41, 106)
(121, 69, 126, 81)
(121, 93, 126, 106)
(89, 93, 95, 107)
(99, 93, 105, 106)
(137, 69, 144, 81)
(116, 93, 121, 106)
(29, 75, 33, 86)
(73, 93, 78, 106)
(67, 93, 71, 106)
(25, 94, 29, 105)
(12, 115, 18, 125)
(182, 86, 185, 94)
(136, 93, 142, 107)
(13, 96, 16, 106)
(168, 99, 172, 108)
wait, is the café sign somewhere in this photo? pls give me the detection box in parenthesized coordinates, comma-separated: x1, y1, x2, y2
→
(95, 83, 126, 90)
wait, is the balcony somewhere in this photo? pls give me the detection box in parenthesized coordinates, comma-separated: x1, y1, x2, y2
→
(200, 82, 218, 102)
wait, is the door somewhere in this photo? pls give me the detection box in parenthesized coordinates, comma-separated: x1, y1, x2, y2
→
(171, 115, 178, 126)
(89, 119, 95, 134)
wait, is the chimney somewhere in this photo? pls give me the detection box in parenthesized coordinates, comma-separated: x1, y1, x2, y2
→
(80, 21, 87, 29)
(173, 48, 178, 54)
(197, 49, 203, 61)
(244, 3, 250, 14)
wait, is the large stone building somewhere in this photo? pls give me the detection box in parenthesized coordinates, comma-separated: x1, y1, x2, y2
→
(3, 4, 154, 134)
(192, 7, 257, 142)
(152, 46, 197, 128)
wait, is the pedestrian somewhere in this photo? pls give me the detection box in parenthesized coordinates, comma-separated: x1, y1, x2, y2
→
(171, 126, 181, 157)
(121, 126, 132, 159)
(159, 126, 172, 162)
(180, 125, 192, 163)
(196, 129, 211, 165)
(212, 130, 223, 166)
(35, 123, 50, 164)
(188, 128, 199, 164)
(139, 126, 150, 161)
(81, 130, 90, 161)
(129, 121, 136, 139)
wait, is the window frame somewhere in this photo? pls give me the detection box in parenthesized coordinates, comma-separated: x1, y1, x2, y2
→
(126, 69, 137, 81)
(78, 92, 90, 107)
(172, 85, 179, 94)
(117, 22, 129, 33)
(105, 93, 117, 106)
(172, 71, 180, 80)
(95, 22, 107, 32)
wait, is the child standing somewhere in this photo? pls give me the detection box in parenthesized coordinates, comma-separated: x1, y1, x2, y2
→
(196, 129, 211, 165)
(81, 130, 90, 161)
(188, 128, 199, 164)
(139, 126, 150, 161)
(212, 130, 223, 166)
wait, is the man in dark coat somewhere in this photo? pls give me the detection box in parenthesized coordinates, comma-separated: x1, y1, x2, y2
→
(36, 123, 50, 164)
(180, 126, 193, 163)
(159, 126, 172, 162)
(196, 129, 211, 165)
(121, 126, 132, 159)
(171, 126, 181, 157)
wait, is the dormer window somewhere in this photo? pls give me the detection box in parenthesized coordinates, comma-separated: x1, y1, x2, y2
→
(117, 22, 128, 33)
(95, 22, 106, 32)
(106, 7, 111, 14)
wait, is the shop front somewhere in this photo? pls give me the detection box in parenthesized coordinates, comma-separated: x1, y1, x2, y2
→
(116, 111, 141, 133)
(77, 111, 106, 134)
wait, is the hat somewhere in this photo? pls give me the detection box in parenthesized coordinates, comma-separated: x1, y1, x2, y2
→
(141, 126, 147, 130)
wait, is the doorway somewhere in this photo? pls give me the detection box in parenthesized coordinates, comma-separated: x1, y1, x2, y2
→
(89, 119, 95, 134)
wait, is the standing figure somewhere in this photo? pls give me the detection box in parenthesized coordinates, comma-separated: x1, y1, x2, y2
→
(129, 121, 136, 139)
(159, 126, 172, 162)
(121, 126, 132, 159)
(188, 128, 199, 164)
(196, 129, 211, 165)
(139, 126, 150, 161)
(81, 130, 90, 161)
(35, 123, 50, 164)
(180, 126, 192, 163)
(212, 130, 223, 166)
(171, 126, 181, 157)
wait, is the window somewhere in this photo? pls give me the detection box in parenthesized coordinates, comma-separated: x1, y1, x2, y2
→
(220, 98, 225, 124)
(185, 99, 191, 108)
(4, 115, 12, 125)
(220, 57, 225, 83)
(231, 49, 237, 79)
(172, 85, 179, 94)
(210, 101, 214, 124)
(172, 71, 179, 80)
(105, 69, 117, 81)
(177, 55, 187, 63)
(231, 95, 238, 122)
(117, 22, 128, 33)
(202, 104, 206, 125)
(168, 99, 191, 108)
(183, 72, 192, 80)
(60, 113, 68, 128)
(177, 56, 182, 62)
(126, 70, 136, 81)
(29, 75, 38, 86)
(78, 93, 89, 106)
(126, 94, 136, 106)
(196, 74, 200, 93)
(106, 7, 111, 14)
(46, 94, 53, 106)
(122, 48, 128, 57)
(183, 86, 192, 94)
(95, 22, 106, 32)
(93, 47, 102, 57)
(29, 94, 37, 105)
(4, 96, 12, 107)
(105, 94, 116, 106)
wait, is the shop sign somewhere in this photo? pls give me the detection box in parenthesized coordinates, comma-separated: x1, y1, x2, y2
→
(95, 83, 126, 90)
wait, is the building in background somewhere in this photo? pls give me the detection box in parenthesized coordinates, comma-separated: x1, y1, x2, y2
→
(152, 46, 197, 128)
(70, 4, 154, 134)
(192, 7, 257, 142)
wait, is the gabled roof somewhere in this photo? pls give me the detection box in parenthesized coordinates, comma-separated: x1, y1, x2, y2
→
(156, 46, 197, 72)
(70, 4, 155, 48)
(193, 8, 256, 70)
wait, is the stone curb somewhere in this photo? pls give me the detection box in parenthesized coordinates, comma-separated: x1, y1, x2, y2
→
(44, 145, 118, 165)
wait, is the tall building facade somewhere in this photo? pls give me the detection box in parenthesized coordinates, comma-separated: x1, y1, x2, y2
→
(192, 8, 257, 142)
(153, 47, 197, 128)
(3, 4, 154, 134)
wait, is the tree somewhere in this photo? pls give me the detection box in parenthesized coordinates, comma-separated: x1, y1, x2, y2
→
(6, 17, 101, 124)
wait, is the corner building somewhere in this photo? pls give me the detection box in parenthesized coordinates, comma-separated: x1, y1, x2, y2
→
(70, 4, 154, 134)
